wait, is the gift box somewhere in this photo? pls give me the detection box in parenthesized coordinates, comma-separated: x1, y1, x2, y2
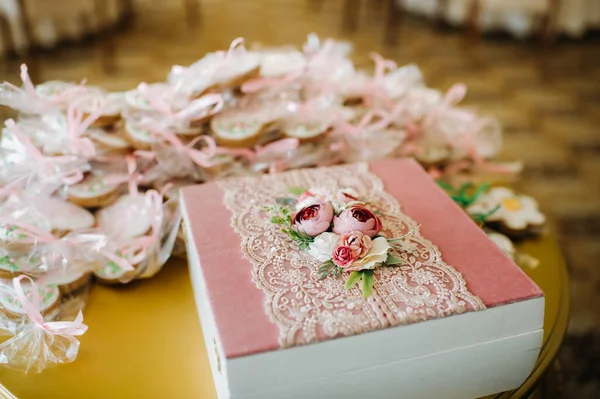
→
(180, 158, 543, 399)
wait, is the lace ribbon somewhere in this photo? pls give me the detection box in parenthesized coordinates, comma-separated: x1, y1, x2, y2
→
(217, 163, 485, 348)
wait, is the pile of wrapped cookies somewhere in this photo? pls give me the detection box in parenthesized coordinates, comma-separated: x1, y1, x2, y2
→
(0, 34, 545, 372)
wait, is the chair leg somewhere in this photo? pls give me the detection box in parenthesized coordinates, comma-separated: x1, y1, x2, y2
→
(539, 0, 558, 48)
(342, 0, 361, 32)
(467, 0, 480, 42)
(385, 0, 402, 45)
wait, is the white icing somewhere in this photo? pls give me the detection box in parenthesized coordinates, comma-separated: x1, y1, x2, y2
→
(67, 174, 119, 199)
(36, 198, 95, 231)
(96, 194, 151, 241)
(260, 51, 307, 78)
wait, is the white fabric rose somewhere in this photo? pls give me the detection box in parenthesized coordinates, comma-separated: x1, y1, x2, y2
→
(345, 237, 390, 272)
(307, 232, 339, 262)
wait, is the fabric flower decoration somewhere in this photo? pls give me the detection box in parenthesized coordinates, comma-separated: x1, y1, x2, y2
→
(293, 199, 334, 237)
(338, 237, 390, 272)
(467, 187, 545, 231)
(333, 205, 382, 237)
(307, 232, 338, 262)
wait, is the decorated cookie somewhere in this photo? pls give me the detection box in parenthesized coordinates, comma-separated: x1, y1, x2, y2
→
(34, 198, 95, 235)
(123, 120, 163, 150)
(259, 50, 307, 78)
(282, 120, 330, 141)
(211, 109, 271, 148)
(468, 187, 546, 236)
(47, 270, 93, 295)
(0, 280, 61, 320)
(66, 173, 121, 208)
(95, 194, 152, 241)
(0, 252, 40, 279)
(93, 254, 140, 284)
(78, 89, 124, 127)
(85, 127, 132, 155)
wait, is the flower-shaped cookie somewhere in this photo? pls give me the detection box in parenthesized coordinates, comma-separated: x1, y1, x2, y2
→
(468, 187, 545, 232)
(485, 230, 515, 260)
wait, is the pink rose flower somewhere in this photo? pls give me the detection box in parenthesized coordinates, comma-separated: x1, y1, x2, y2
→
(333, 206, 382, 237)
(332, 245, 356, 268)
(338, 231, 372, 258)
(293, 200, 334, 237)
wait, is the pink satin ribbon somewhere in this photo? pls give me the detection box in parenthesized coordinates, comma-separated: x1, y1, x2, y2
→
(102, 155, 142, 196)
(67, 101, 102, 158)
(253, 138, 300, 173)
(137, 83, 224, 125)
(11, 275, 88, 335)
(4, 119, 84, 185)
(114, 190, 164, 266)
(2, 64, 87, 108)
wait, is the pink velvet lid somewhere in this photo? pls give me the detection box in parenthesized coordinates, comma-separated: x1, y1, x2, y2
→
(180, 158, 543, 360)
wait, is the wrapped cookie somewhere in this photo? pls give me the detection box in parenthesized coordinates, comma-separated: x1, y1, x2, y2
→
(0, 275, 88, 373)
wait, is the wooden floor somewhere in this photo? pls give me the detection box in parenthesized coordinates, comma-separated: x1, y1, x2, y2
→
(1, 1, 599, 396)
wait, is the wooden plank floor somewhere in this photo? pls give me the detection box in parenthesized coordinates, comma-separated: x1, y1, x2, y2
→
(1, 1, 599, 397)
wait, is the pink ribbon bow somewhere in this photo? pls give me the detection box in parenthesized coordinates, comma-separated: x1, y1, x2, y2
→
(137, 83, 224, 126)
(253, 138, 300, 174)
(4, 119, 85, 185)
(2, 65, 87, 109)
(114, 190, 164, 266)
(66, 101, 103, 158)
(102, 155, 143, 197)
(11, 275, 88, 336)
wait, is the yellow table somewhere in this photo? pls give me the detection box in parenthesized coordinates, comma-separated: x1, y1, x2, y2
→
(0, 233, 569, 399)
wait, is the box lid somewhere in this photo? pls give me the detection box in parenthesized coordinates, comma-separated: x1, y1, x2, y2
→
(180, 159, 543, 360)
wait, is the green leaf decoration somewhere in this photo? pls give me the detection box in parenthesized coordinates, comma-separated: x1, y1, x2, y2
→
(385, 253, 404, 266)
(287, 187, 308, 196)
(344, 271, 362, 290)
(362, 270, 374, 299)
(318, 260, 336, 280)
(437, 181, 491, 208)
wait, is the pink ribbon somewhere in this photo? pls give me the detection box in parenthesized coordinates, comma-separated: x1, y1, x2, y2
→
(241, 70, 304, 94)
(2, 64, 87, 108)
(66, 101, 102, 158)
(114, 190, 164, 266)
(4, 119, 84, 185)
(11, 275, 88, 335)
(102, 155, 142, 196)
(137, 83, 224, 125)
(253, 138, 300, 173)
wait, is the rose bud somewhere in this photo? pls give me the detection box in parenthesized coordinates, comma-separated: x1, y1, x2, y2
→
(332, 245, 356, 268)
(293, 200, 334, 237)
(333, 206, 382, 237)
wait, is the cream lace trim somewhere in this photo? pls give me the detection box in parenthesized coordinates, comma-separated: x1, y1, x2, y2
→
(217, 163, 485, 348)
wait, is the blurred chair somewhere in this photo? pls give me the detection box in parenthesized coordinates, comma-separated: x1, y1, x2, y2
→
(465, 0, 558, 45)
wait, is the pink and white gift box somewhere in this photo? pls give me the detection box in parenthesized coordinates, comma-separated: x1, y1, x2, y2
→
(180, 159, 544, 399)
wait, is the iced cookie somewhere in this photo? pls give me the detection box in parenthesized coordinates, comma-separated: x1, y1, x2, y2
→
(66, 173, 121, 208)
(78, 89, 124, 128)
(282, 121, 330, 142)
(49, 270, 93, 295)
(123, 120, 163, 151)
(211, 110, 271, 148)
(259, 50, 307, 78)
(85, 128, 132, 155)
(467, 187, 546, 237)
(95, 194, 152, 241)
(0, 252, 40, 279)
(0, 280, 61, 320)
(35, 198, 96, 235)
(93, 254, 140, 284)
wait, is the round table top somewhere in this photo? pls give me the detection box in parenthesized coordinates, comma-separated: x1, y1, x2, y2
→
(0, 232, 569, 399)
